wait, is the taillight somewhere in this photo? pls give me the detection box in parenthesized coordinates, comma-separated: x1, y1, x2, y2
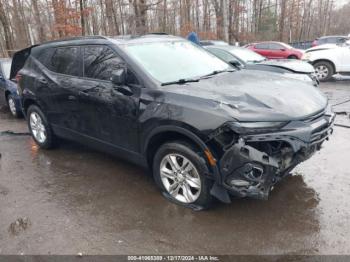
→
(15, 73, 23, 95)
(15, 73, 22, 83)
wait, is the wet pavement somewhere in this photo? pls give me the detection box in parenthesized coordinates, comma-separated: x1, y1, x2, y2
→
(0, 81, 349, 255)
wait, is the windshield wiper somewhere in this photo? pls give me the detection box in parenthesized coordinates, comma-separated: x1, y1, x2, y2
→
(161, 78, 200, 86)
(247, 59, 265, 64)
(200, 68, 235, 79)
(161, 69, 235, 86)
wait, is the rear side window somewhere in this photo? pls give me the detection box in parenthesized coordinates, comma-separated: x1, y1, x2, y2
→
(255, 43, 269, 49)
(36, 48, 55, 67)
(337, 37, 347, 44)
(83, 46, 124, 81)
(50, 47, 81, 76)
(269, 43, 283, 50)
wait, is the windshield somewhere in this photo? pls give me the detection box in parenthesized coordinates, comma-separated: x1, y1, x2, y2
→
(228, 48, 266, 63)
(1, 60, 11, 79)
(122, 41, 231, 83)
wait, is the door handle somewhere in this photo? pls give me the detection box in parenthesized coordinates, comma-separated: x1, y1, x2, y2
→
(38, 78, 48, 84)
(68, 95, 77, 100)
(78, 90, 90, 97)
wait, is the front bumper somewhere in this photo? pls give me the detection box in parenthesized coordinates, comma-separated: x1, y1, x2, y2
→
(214, 108, 335, 200)
(309, 72, 320, 86)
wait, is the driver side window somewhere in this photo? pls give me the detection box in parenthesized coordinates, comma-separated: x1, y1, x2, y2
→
(83, 45, 139, 85)
(84, 46, 123, 81)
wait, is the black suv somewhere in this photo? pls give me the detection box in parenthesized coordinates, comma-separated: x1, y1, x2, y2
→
(14, 35, 334, 209)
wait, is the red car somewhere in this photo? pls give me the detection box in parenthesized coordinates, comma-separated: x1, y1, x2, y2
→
(246, 42, 303, 59)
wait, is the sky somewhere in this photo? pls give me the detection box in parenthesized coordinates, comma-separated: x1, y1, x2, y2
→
(335, 0, 350, 7)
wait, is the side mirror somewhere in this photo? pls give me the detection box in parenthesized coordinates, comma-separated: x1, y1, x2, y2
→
(111, 68, 126, 86)
(117, 85, 133, 96)
(280, 48, 286, 51)
(229, 60, 242, 69)
(111, 68, 133, 96)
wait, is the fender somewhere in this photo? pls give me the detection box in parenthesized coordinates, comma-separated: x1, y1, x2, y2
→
(143, 125, 208, 155)
(22, 93, 47, 116)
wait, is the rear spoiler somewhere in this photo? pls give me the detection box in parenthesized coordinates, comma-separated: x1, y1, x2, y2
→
(10, 45, 38, 80)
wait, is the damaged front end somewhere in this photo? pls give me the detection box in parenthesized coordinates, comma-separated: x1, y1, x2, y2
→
(207, 106, 335, 201)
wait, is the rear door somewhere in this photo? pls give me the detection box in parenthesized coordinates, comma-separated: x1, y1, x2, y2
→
(254, 43, 270, 58)
(36, 46, 86, 134)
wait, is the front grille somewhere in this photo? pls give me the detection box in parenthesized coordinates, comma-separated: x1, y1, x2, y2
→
(302, 110, 325, 123)
(309, 112, 335, 144)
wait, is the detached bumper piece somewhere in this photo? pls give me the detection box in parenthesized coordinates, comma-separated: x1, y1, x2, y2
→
(218, 109, 335, 200)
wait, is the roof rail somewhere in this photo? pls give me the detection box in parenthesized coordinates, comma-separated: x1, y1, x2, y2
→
(40, 35, 108, 45)
(147, 32, 169, 35)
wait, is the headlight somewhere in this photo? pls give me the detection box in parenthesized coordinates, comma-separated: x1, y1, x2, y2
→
(229, 121, 288, 134)
(302, 53, 311, 61)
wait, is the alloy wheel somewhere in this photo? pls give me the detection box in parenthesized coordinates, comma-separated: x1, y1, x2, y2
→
(160, 154, 201, 203)
(8, 97, 17, 116)
(29, 112, 47, 143)
(315, 65, 329, 80)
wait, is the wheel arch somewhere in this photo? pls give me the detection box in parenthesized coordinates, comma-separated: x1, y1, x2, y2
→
(143, 126, 210, 169)
(5, 90, 11, 100)
(23, 98, 41, 116)
(312, 59, 337, 73)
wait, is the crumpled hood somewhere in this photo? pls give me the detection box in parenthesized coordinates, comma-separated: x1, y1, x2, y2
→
(306, 44, 338, 52)
(163, 70, 327, 122)
(258, 59, 315, 73)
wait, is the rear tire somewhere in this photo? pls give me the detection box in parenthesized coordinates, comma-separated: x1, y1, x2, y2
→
(314, 61, 334, 82)
(7, 94, 21, 118)
(27, 105, 56, 149)
(153, 141, 214, 209)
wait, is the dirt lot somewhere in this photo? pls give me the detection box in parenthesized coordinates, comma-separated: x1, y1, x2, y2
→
(0, 80, 349, 255)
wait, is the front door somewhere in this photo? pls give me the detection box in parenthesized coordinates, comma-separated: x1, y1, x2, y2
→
(268, 43, 285, 59)
(79, 45, 140, 152)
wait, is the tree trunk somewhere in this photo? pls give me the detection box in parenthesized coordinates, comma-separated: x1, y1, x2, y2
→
(0, 0, 14, 56)
(279, 0, 286, 41)
(80, 0, 85, 36)
(32, 0, 45, 42)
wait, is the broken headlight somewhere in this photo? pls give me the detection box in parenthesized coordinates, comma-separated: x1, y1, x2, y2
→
(229, 121, 288, 134)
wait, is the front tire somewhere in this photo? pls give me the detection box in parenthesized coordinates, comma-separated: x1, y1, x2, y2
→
(153, 141, 213, 208)
(27, 105, 55, 149)
(288, 55, 298, 59)
(7, 95, 21, 118)
(314, 61, 334, 82)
